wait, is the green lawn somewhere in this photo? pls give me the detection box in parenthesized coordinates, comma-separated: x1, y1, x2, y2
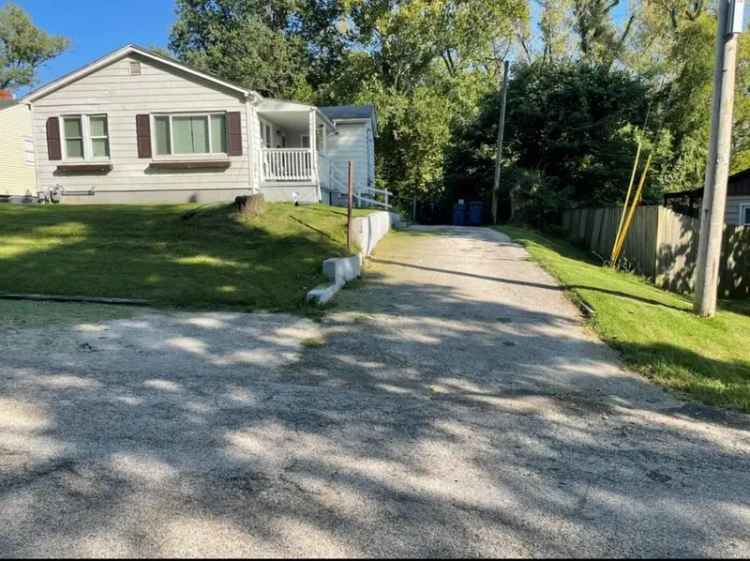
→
(0, 203, 369, 311)
(500, 225, 750, 413)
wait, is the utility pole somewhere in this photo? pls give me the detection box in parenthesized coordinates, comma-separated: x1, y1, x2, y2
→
(694, 0, 744, 317)
(491, 60, 510, 225)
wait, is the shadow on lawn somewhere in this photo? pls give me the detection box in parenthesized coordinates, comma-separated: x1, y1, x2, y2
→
(2, 243, 750, 556)
(0, 204, 351, 311)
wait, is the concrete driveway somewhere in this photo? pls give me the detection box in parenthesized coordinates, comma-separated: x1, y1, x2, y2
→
(1, 226, 750, 557)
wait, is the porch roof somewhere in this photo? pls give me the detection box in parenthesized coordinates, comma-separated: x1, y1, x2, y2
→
(256, 99, 335, 130)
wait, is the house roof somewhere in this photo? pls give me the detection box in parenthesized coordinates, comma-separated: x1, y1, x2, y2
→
(22, 44, 261, 103)
(319, 105, 376, 121)
(257, 98, 335, 130)
(663, 168, 750, 200)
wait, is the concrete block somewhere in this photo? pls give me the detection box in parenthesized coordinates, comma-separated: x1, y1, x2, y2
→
(305, 283, 341, 305)
(322, 255, 361, 285)
(307, 210, 400, 306)
(352, 211, 401, 256)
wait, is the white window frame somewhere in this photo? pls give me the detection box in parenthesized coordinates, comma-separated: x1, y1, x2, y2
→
(739, 203, 750, 226)
(61, 114, 111, 162)
(150, 112, 228, 159)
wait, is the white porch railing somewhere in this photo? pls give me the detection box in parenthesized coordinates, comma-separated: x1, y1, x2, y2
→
(322, 155, 392, 210)
(262, 148, 314, 182)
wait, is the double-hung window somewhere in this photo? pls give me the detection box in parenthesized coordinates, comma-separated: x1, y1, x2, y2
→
(740, 203, 750, 226)
(153, 113, 227, 156)
(62, 114, 110, 160)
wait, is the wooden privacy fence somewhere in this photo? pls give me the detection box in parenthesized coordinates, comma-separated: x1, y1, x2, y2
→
(561, 206, 750, 298)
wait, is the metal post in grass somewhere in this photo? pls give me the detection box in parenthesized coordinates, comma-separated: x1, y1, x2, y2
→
(491, 60, 510, 225)
(347, 160, 354, 253)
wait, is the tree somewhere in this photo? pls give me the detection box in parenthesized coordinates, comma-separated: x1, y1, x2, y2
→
(169, 0, 312, 100)
(332, 0, 527, 209)
(0, 3, 68, 92)
(571, 0, 634, 66)
(537, 0, 575, 64)
(446, 61, 652, 223)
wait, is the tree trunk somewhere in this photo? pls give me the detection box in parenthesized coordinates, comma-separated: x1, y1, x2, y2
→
(235, 194, 266, 217)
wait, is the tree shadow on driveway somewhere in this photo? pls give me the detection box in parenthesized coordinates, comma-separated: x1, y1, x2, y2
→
(1, 269, 750, 556)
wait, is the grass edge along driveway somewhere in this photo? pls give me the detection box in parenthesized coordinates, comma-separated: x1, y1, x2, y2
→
(0, 203, 370, 312)
(499, 225, 750, 413)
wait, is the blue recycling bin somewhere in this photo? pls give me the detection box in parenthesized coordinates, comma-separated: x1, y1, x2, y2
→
(468, 201, 483, 226)
(452, 203, 466, 225)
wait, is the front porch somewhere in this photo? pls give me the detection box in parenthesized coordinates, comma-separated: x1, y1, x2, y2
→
(256, 100, 333, 194)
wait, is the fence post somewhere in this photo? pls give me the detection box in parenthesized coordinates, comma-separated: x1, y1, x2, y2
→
(347, 161, 354, 253)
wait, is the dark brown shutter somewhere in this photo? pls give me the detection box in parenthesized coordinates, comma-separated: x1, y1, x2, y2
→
(46, 117, 62, 160)
(136, 114, 152, 158)
(227, 112, 242, 156)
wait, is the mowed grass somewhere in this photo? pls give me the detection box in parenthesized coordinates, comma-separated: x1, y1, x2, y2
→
(500, 225, 750, 413)
(0, 203, 369, 311)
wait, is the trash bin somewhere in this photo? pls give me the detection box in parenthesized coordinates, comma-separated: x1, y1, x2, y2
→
(468, 201, 483, 226)
(452, 202, 466, 225)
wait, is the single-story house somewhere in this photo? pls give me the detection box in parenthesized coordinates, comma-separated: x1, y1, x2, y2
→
(663, 168, 750, 225)
(19, 44, 378, 205)
(0, 98, 36, 200)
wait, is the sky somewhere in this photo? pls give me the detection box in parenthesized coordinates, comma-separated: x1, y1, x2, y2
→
(8, 0, 736, 96)
(9, 0, 176, 95)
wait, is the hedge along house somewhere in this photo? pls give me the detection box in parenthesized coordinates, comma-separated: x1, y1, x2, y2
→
(21, 44, 374, 205)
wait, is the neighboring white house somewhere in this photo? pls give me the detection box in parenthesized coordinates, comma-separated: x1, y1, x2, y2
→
(319, 105, 378, 206)
(20, 44, 384, 206)
(0, 100, 36, 200)
(663, 169, 750, 225)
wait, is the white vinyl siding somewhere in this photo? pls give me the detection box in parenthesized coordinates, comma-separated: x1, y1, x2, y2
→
(0, 104, 36, 196)
(324, 121, 374, 194)
(31, 54, 252, 197)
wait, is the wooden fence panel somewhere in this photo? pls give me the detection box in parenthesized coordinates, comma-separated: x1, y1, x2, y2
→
(654, 207, 698, 293)
(561, 205, 750, 299)
(720, 226, 750, 298)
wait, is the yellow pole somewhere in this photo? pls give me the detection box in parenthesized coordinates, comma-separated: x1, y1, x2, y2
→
(612, 152, 653, 266)
(611, 142, 643, 264)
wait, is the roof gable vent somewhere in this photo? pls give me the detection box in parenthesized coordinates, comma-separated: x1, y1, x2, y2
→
(129, 61, 142, 76)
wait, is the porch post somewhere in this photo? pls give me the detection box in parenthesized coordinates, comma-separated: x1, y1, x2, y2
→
(309, 109, 320, 199)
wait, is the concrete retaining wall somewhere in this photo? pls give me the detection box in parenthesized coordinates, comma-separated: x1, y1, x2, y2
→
(307, 210, 399, 304)
(352, 211, 401, 256)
